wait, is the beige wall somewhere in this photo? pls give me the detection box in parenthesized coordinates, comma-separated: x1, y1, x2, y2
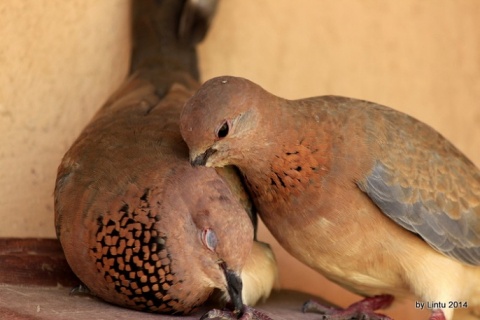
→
(1, 1, 479, 319)
(0, 0, 131, 237)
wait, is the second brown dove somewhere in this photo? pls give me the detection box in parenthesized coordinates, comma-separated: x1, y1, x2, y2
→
(180, 75, 480, 320)
(54, 2, 276, 318)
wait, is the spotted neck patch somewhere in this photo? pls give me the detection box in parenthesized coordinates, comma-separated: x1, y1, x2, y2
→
(245, 135, 331, 204)
(89, 188, 193, 314)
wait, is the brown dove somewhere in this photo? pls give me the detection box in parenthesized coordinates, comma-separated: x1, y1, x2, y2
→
(54, 2, 276, 317)
(179, 75, 480, 320)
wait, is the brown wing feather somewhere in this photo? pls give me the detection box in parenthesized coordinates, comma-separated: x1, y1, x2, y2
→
(357, 102, 480, 265)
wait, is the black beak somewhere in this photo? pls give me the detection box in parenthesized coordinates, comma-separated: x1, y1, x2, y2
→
(190, 147, 217, 167)
(220, 262, 244, 316)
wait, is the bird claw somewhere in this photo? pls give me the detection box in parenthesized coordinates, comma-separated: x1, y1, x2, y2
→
(69, 284, 92, 296)
(200, 308, 236, 320)
(200, 305, 273, 320)
(302, 295, 393, 320)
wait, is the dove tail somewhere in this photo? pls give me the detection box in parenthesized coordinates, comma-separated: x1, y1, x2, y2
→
(130, 0, 217, 95)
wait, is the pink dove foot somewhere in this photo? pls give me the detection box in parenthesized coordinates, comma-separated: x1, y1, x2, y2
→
(302, 295, 394, 320)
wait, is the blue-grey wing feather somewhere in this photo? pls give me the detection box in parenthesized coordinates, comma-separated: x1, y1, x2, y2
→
(358, 161, 480, 265)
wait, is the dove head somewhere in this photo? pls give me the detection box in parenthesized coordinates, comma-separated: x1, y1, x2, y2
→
(177, 169, 255, 314)
(155, 166, 255, 314)
(180, 76, 271, 168)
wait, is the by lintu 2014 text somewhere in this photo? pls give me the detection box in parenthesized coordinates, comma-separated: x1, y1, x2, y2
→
(415, 301, 468, 310)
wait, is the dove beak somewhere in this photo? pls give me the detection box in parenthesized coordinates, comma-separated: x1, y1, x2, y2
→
(190, 147, 217, 167)
(220, 262, 244, 315)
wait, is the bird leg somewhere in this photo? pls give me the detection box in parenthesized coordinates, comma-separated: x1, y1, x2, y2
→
(200, 305, 274, 320)
(302, 294, 394, 320)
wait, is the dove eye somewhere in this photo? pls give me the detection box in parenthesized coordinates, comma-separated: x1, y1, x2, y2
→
(216, 120, 230, 139)
(202, 228, 218, 252)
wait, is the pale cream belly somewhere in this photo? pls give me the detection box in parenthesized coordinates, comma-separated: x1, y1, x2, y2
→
(261, 204, 416, 299)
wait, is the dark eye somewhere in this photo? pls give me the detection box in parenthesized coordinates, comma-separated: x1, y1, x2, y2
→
(202, 228, 218, 252)
(216, 120, 230, 139)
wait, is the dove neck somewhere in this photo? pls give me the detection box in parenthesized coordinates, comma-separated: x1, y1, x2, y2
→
(129, 0, 203, 96)
(233, 98, 334, 216)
